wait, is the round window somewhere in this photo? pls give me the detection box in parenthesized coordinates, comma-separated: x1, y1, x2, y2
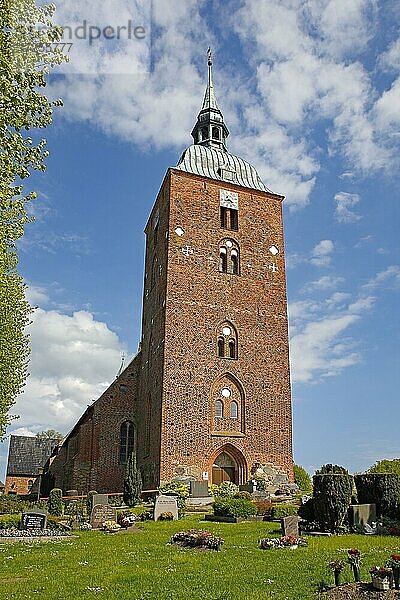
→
(222, 326, 231, 336)
(221, 388, 231, 398)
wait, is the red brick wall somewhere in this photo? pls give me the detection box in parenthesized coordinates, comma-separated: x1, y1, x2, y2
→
(5, 475, 38, 495)
(155, 169, 293, 483)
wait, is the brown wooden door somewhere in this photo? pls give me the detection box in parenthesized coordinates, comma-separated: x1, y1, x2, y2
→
(212, 452, 237, 484)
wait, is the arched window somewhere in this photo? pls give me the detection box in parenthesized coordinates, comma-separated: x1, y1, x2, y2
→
(215, 400, 223, 418)
(230, 210, 238, 231)
(212, 126, 220, 140)
(219, 247, 228, 273)
(230, 249, 239, 275)
(201, 126, 208, 141)
(120, 420, 135, 464)
(216, 322, 238, 359)
(27, 479, 34, 491)
(230, 401, 238, 419)
(219, 240, 240, 275)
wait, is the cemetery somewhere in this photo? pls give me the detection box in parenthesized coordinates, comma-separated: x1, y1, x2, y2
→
(1, 464, 400, 599)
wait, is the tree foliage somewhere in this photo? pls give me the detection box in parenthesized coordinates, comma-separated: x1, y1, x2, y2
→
(367, 459, 400, 477)
(36, 429, 63, 441)
(354, 473, 400, 519)
(0, 0, 67, 437)
(123, 452, 142, 508)
(293, 464, 313, 493)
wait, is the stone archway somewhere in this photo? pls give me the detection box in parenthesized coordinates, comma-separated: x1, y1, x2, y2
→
(210, 444, 247, 485)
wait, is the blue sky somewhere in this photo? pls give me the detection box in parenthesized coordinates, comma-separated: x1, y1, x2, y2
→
(2, 0, 400, 481)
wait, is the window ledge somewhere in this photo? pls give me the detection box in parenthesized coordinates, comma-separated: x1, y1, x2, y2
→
(211, 431, 245, 438)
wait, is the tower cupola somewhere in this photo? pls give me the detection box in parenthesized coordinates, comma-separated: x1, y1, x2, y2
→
(191, 48, 229, 152)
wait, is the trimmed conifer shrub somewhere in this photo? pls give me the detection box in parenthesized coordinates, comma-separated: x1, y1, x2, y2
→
(48, 488, 63, 516)
(123, 452, 142, 507)
(313, 473, 353, 532)
(354, 473, 400, 518)
(86, 490, 97, 516)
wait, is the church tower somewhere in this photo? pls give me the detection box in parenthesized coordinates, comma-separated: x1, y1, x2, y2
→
(138, 51, 294, 487)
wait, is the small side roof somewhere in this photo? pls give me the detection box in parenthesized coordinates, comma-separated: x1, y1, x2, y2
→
(6, 435, 59, 476)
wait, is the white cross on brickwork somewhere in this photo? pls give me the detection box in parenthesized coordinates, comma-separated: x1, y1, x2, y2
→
(268, 262, 278, 273)
(181, 245, 193, 257)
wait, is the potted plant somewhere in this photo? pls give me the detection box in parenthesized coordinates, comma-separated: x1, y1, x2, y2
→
(370, 567, 393, 591)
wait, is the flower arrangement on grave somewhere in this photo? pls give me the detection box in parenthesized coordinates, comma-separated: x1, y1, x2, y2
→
(370, 566, 393, 590)
(347, 548, 361, 582)
(386, 555, 400, 590)
(79, 522, 92, 531)
(119, 514, 137, 528)
(258, 535, 307, 549)
(170, 529, 224, 551)
(159, 512, 174, 521)
(102, 520, 121, 532)
(328, 559, 345, 587)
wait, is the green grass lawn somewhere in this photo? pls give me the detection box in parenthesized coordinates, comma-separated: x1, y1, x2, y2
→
(1, 515, 400, 600)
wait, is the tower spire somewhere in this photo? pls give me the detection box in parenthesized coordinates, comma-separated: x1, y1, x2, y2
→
(191, 49, 229, 151)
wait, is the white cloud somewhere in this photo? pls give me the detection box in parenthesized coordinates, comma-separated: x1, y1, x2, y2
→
(25, 284, 49, 307)
(334, 191, 361, 223)
(361, 265, 400, 292)
(12, 308, 125, 434)
(304, 275, 344, 292)
(290, 314, 360, 383)
(289, 262, 399, 384)
(379, 37, 400, 71)
(310, 239, 334, 267)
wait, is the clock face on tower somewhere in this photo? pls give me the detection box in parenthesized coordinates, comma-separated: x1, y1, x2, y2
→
(220, 189, 239, 210)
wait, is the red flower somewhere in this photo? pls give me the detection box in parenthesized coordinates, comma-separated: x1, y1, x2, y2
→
(391, 555, 400, 562)
(348, 548, 360, 556)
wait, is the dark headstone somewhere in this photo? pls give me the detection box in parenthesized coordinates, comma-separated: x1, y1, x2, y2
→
(281, 515, 300, 538)
(21, 509, 48, 530)
(90, 504, 117, 529)
(154, 494, 178, 521)
(92, 494, 108, 506)
(189, 481, 209, 498)
(349, 504, 376, 528)
(239, 482, 256, 494)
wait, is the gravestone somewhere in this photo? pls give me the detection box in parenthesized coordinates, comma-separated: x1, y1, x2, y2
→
(92, 494, 108, 506)
(281, 515, 300, 538)
(21, 509, 48, 530)
(90, 504, 117, 529)
(154, 494, 178, 521)
(189, 481, 209, 498)
(239, 482, 256, 494)
(349, 504, 376, 528)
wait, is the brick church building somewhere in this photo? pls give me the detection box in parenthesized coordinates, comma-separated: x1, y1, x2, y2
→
(48, 54, 294, 494)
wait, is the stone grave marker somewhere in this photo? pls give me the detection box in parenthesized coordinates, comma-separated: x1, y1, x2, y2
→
(91, 504, 117, 529)
(154, 494, 178, 521)
(349, 504, 376, 529)
(189, 481, 209, 498)
(21, 509, 48, 530)
(281, 515, 300, 538)
(92, 494, 108, 506)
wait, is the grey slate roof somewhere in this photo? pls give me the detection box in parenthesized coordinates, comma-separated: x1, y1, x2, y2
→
(6, 436, 59, 476)
(175, 144, 273, 193)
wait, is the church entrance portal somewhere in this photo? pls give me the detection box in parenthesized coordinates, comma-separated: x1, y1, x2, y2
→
(212, 451, 237, 484)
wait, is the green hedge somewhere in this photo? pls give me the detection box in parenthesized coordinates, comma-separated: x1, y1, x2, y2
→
(270, 504, 298, 519)
(0, 514, 20, 529)
(213, 498, 257, 518)
(313, 473, 353, 532)
(354, 473, 400, 518)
